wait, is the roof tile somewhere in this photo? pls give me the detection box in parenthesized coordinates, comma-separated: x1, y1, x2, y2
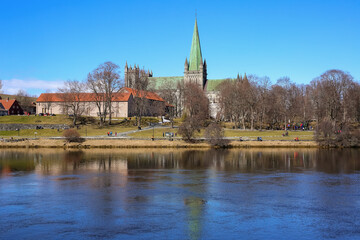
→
(0, 99, 16, 110)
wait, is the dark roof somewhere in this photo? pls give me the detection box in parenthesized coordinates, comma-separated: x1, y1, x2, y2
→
(0, 102, 6, 111)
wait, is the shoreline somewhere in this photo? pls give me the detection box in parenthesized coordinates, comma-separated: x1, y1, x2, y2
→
(0, 139, 319, 149)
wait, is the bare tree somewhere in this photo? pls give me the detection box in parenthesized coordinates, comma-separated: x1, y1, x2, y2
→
(176, 80, 186, 117)
(178, 82, 209, 142)
(87, 62, 122, 125)
(87, 76, 107, 126)
(244, 75, 259, 130)
(183, 82, 209, 122)
(132, 70, 151, 127)
(158, 79, 178, 125)
(218, 79, 236, 124)
(344, 81, 360, 122)
(0, 79, 3, 93)
(311, 70, 355, 129)
(218, 75, 254, 129)
(204, 122, 229, 147)
(256, 76, 271, 130)
(15, 90, 33, 113)
(216, 69, 358, 134)
(58, 80, 86, 126)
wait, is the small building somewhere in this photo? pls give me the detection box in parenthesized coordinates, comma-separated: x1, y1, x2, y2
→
(36, 87, 170, 117)
(0, 103, 8, 116)
(0, 97, 24, 115)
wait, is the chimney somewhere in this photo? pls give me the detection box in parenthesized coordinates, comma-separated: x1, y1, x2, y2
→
(7, 97, 9, 102)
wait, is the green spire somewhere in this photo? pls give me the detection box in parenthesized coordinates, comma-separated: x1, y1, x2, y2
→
(189, 18, 202, 71)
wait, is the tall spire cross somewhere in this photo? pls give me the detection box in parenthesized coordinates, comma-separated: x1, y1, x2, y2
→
(188, 18, 202, 71)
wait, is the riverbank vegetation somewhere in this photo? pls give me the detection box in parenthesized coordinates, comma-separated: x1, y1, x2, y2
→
(1, 69, 359, 147)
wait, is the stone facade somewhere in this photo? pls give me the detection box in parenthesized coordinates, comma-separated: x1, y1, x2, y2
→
(184, 58, 207, 89)
(124, 63, 153, 88)
(36, 101, 132, 118)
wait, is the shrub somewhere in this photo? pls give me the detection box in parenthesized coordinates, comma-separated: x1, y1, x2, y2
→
(204, 122, 230, 147)
(178, 118, 196, 142)
(315, 119, 360, 147)
(63, 129, 85, 143)
(79, 116, 96, 125)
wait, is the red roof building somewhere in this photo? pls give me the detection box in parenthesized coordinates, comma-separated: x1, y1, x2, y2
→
(36, 87, 170, 118)
(0, 97, 24, 115)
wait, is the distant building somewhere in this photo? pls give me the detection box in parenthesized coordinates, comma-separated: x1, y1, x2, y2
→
(124, 63, 153, 89)
(36, 87, 169, 117)
(0, 97, 24, 115)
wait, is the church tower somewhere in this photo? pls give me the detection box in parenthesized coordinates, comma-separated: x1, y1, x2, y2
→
(184, 18, 207, 90)
(124, 62, 153, 88)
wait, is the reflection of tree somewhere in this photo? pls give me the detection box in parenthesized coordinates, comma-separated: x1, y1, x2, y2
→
(1, 149, 359, 176)
(0, 151, 36, 173)
(64, 151, 85, 169)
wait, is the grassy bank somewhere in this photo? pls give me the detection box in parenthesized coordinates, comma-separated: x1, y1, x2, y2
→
(224, 129, 314, 140)
(128, 128, 314, 141)
(0, 115, 72, 124)
(0, 126, 137, 137)
(0, 138, 318, 149)
(0, 115, 315, 141)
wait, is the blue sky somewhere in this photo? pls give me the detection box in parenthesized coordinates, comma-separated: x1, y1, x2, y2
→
(1, 0, 359, 96)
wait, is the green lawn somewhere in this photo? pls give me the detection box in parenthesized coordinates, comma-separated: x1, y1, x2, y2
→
(0, 115, 72, 125)
(224, 129, 314, 140)
(128, 129, 314, 140)
(0, 129, 62, 137)
(76, 126, 137, 136)
(0, 115, 315, 140)
(0, 126, 138, 138)
(128, 128, 179, 138)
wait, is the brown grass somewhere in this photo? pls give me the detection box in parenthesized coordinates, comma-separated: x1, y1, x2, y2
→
(0, 138, 318, 149)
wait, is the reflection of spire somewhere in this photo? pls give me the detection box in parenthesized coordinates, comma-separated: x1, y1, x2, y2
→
(184, 197, 205, 240)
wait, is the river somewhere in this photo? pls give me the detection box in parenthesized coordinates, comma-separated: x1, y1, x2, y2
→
(0, 149, 359, 240)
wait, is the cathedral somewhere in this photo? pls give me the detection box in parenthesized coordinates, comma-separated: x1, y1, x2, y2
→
(124, 18, 223, 117)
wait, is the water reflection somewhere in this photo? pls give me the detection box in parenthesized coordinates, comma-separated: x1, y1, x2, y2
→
(0, 149, 359, 240)
(1, 149, 359, 175)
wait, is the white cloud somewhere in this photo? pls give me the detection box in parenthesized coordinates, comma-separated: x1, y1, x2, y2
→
(1, 78, 65, 96)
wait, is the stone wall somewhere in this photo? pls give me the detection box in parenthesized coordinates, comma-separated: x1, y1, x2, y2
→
(0, 124, 70, 131)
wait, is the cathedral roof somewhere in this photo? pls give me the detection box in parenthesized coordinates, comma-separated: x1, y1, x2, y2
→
(206, 79, 230, 91)
(148, 77, 230, 92)
(189, 18, 203, 71)
(149, 76, 184, 89)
